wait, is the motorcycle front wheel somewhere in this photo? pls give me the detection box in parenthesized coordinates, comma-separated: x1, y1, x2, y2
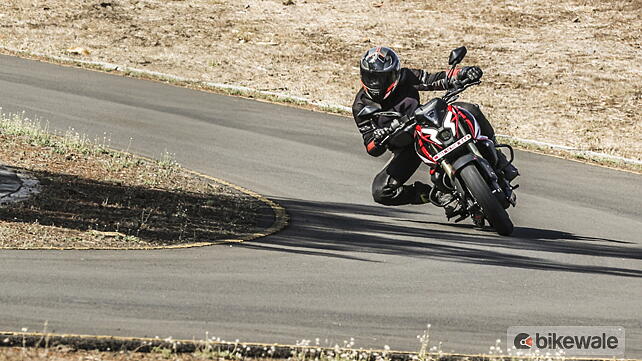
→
(459, 164, 514, 236)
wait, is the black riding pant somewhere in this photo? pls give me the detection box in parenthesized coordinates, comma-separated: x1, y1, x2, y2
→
(371, 101, 495, 206)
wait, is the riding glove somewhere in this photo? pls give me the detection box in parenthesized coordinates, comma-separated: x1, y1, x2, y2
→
(459, 66, 483, 82)
(373, 127, 391, 142)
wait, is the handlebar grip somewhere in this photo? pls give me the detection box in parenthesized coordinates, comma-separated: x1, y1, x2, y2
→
(459, 77, 471, 86)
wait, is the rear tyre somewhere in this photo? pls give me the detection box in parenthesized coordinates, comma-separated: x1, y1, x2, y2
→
(459, 164, 513, 236)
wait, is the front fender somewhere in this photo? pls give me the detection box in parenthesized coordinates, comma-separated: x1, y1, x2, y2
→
(451, 154, 508, 208)
(451, 154, 497, 180)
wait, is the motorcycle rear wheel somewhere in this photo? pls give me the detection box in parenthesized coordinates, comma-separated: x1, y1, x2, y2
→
(459, 164, 514, 236)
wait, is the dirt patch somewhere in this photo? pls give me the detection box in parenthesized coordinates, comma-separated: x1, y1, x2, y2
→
(0, 116, 266, 249)
(1, 334, 408, 361)
(0, 347, 207, 361)
(0, 0, 640, 161)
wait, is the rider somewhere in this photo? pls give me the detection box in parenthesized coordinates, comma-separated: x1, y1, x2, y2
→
(353, 46, 519, 208)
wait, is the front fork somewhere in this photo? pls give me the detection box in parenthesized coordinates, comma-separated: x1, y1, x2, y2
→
(439, 143, 482, 204)
(439, 142, 483, 179)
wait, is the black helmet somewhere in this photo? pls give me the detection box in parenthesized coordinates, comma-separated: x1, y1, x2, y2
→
(359, 46, 401, 102)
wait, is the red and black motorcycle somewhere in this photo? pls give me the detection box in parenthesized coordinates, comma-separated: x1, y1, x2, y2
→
(359, 47, 518, 236)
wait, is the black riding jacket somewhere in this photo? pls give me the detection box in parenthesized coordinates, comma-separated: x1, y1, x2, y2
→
(352, 67, 455, 157)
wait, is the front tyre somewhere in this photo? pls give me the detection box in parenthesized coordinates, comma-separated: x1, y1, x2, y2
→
(459, 164, 514, 236)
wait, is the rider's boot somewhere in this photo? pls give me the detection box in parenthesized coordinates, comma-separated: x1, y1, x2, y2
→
(411, 181, 432, 204)
(489, 137, 519, 182)
(496, 150, 519, 181)
(431, 186, 459, 218)
(412, 181, 461, 219)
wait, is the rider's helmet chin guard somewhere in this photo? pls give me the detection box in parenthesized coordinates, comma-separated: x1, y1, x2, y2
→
(360, 46, 401, 103)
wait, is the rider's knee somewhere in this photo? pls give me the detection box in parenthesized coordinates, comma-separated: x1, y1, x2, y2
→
(372, 186, 391, 205)
(372, 183, 399, 205)
(454, 102, 494, 138)
(455, 102, 481, 116)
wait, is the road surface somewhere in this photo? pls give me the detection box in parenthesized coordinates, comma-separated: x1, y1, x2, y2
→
(0, 55, 640, 356)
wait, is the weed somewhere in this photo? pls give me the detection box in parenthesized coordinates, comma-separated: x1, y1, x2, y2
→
(151, 346, 173, 358)
(158, 151, 179, 170)
(0, 110, 107, 157)
(0, 324, 573, 361)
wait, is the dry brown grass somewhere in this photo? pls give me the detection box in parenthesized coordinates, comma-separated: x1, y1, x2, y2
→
(0, 114, 263, 249)
(0, 0, 640, 161)
(0, 347, 205, 361)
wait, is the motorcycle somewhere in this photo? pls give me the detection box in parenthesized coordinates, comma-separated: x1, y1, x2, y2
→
(358, 46, 519, 236)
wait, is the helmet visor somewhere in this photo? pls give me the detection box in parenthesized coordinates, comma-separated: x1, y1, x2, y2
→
(361, 69, 398, 94)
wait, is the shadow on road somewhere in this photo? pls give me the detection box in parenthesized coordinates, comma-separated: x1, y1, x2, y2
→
(0, 167, 267, 246)
(243, 198, 642, 278)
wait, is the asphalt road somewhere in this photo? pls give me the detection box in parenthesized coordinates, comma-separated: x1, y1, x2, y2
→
(0, 55, 640, 356)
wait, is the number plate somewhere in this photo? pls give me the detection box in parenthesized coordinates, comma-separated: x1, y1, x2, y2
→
(433, 134, 472, 161)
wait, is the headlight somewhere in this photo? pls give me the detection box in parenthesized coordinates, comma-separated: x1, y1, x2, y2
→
(438, 129, 452, 142)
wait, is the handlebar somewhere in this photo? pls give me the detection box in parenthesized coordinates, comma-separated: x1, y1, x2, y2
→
(373, 79, 481, 146)
(442, 80, 481, 103)
(378, 115, 417, 146)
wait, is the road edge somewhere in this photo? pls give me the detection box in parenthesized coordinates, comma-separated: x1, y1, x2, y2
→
(0, 331, 635, 361)
(0, 45, 640, 175)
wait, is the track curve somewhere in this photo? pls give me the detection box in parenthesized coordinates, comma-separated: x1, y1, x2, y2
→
(0, 55, 640, 356)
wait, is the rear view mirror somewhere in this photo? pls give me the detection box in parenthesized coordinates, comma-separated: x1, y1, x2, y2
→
(357, 104, 382, 118)
(448, 46, 467, 66)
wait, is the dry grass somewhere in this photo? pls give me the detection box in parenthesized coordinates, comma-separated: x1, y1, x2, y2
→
(0, 347, 165, 361)
(0, 113, 263, 249)
(0, 347, 219, 361)
(0, 0, 640, 162)
(0, 327, 574, 361)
